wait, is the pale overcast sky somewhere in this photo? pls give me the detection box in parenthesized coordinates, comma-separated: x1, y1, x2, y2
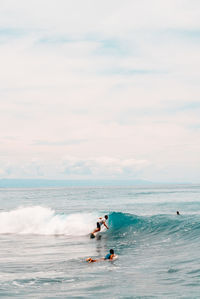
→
(0, 0, 200, 182)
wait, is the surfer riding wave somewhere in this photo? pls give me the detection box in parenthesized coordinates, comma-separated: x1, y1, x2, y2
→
(91, 215, 109, 236)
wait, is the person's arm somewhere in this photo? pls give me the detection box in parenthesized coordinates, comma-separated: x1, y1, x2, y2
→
(103, 222, 109, 229)
(109, 254, 115, 260)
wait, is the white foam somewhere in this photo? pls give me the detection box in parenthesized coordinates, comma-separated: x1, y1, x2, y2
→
(0, 206, 97, 236)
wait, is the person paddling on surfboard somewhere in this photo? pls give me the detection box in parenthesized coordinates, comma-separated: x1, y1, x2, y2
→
(91, 215, 109, 235)
(86, 249, 116, 263)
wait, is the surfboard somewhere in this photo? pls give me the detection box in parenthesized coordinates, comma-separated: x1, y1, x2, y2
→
(90, 232, 101, 239)
(110, 254, 118, 261)
(90, 226, 106, 239)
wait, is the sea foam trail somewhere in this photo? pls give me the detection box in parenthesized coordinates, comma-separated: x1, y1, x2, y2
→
(0, 206, 96, 236)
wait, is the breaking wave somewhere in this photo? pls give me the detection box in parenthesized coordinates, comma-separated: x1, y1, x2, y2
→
(1, 207, 200, 241)
(0, 206, 96, 236)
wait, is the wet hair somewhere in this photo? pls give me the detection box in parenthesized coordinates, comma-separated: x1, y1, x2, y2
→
(110, 249, 114, 254)
(176, 211, 180, 215)
(105, 215, 108, 219)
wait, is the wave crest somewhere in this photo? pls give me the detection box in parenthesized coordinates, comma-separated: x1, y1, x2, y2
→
(108, 211, 200, 239)
(1, 208, 200, 240)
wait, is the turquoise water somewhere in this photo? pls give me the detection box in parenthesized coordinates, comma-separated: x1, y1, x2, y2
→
(0, 184, 200, 298)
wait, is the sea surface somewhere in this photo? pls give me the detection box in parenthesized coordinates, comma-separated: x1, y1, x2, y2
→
(0, 184, 200, 298)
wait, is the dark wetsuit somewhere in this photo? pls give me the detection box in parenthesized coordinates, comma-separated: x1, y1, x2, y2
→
(96, 217, 106, 230)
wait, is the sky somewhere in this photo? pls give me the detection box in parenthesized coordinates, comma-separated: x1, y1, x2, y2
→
(0, 0, 200, 183)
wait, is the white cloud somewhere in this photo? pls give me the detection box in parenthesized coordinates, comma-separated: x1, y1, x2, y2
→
(0, 156, 149, 179)
(62, 156, 148, 177)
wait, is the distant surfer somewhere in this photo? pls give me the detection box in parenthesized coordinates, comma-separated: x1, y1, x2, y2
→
(91, 215, 109, 235)
(86, 249, 116, 263)
(176, 211, 180, 215)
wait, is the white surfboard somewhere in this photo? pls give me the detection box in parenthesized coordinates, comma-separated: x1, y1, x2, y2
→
(109, 254, 118, 261)
(90, 226, 106, 239)
(90, 232, 101, 239)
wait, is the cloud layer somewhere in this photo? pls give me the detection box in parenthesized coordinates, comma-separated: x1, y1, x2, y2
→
(0, 0, 200, 182)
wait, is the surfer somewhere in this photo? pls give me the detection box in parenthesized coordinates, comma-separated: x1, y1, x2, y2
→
(176, 211, 180, 215)
(91, 215, 109, 235)
(86, 249, 116, 263)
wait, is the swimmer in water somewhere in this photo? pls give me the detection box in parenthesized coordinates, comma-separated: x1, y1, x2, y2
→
(86, 249, 116, 263)
(177, 211, 180, 215)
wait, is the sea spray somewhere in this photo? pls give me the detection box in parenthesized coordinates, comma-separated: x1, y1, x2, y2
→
(0, 206, 97, 235)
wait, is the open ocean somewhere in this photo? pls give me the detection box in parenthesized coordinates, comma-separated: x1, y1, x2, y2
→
(1, 183, 200, 298)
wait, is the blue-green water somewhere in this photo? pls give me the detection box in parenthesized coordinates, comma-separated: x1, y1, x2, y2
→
(0, 184, 200, 298)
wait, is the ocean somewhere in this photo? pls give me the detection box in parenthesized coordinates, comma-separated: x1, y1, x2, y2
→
(0, 183, 200, 298)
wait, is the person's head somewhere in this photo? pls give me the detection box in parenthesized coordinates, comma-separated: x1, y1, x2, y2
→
(105, 215, 108, 220)
(176, 211, 180, 215)
(110, 249, 114, 254)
